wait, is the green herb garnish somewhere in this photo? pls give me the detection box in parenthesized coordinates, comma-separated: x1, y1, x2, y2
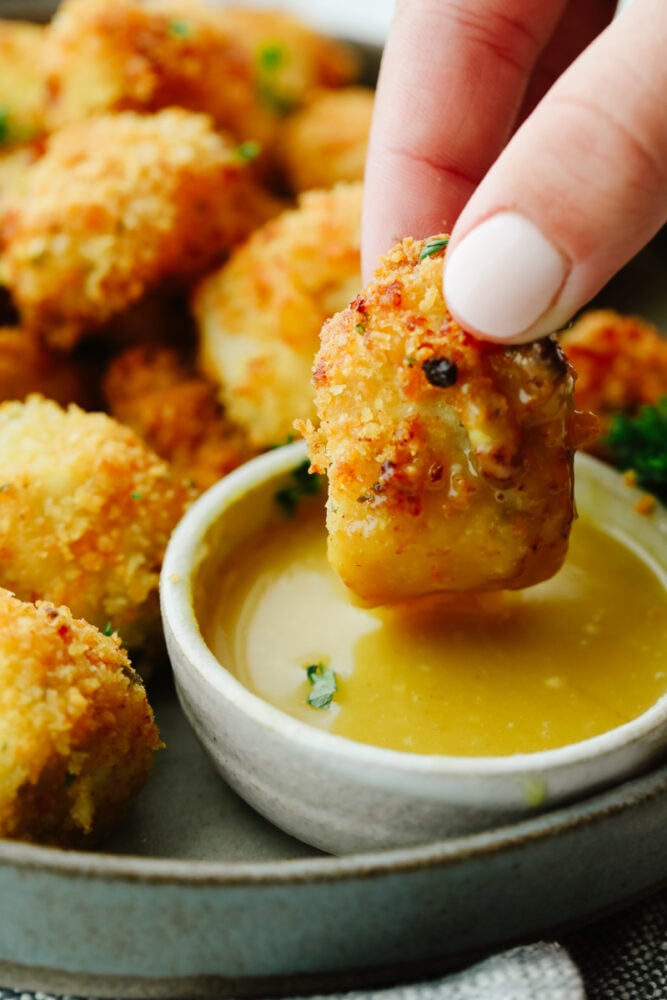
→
(236, 139, 261, 162)
(258, 43, 285, 72)
(419, 236, 449, 261)
(103, 622, 113, 636)
(130, 491, 143, 500)
(521, 776, 547, 808)
(274, 459, 323, 516)
(605, 398, 667, 502)
(168, 19, 191, 38)
(305, 662, 337, 709)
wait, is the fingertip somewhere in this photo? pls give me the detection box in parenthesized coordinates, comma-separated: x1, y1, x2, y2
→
(443, 212, 572, 344)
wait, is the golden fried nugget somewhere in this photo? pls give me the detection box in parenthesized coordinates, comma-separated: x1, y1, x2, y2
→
(0, 588, 161, 846)
(0, 395, 192, 655)
(44, 0, 270, 142)
(0, 327, 98, 408)
(44, 0, 356, 149)
(194, 182, 362, 448)
(1, 109, 268, 349)
(104, 345, 254, 491)
(301, 236, 591, 605)
(560, 309, 667, 446)
(0, 21, 47, 146)
(275, 87, 373, 192)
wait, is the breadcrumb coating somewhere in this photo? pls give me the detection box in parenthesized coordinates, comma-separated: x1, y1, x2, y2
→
(560, 309, 667, 448)
(301, 236, 592, 605)
(0, 588, 161, 846)
(104, 345, 255, 491)
(0, 395, 192, 655)
(1, 108, 269, 349)
(44, 0, 357, 151)
(195, 182, 362, 448)
(275, 87, 373, 193)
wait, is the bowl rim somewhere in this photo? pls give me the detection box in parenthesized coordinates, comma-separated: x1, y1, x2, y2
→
(160, 440, 667, 780)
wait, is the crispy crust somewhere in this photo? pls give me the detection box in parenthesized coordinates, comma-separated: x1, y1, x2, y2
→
(301, 236, 588, 604)
(0, 395, 192, 653)
(1, 109, 267, 348)
(195, 182, 362, 448)
(104, 344, 255, 491)
(275, 87, 373, 193)
(0, 588, 161, 846)
(560, 309, 667, 448)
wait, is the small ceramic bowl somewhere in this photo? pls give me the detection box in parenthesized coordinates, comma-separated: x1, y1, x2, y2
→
(160, 441, 667, 855)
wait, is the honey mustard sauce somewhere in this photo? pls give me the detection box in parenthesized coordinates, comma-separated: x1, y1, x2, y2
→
(205, 497, 667, 756)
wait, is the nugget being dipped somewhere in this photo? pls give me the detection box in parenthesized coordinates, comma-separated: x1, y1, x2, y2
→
(301, 236, 592, 605)
(0, 588, 161, 846)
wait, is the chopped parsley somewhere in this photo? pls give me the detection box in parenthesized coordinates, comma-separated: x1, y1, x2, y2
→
(521, 776, 547, 808)
(236, 139, 261, 162)
(130, 491, 143, 500)
(168, 19, 191, 38)
(256, 43, 295, 117)
(419, 236, 449, 261)
(305, 662, 337, 709)
(258, 43, 285, 72)
(103, 621, 113, 636)
(274, 459, 323, 516)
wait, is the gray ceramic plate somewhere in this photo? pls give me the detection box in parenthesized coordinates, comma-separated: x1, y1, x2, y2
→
(0, 234, 665, 1000)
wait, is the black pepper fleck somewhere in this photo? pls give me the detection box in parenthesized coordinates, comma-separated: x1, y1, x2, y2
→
(422, 356, 458, 388)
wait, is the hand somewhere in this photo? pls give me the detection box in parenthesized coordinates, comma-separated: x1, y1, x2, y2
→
(362, 0, 667, 343)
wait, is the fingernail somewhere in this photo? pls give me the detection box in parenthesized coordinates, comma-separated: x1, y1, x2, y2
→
(443, 212, 569, 342)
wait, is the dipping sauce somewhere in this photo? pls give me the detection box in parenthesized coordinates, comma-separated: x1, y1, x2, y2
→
(205, 496, 667, 756)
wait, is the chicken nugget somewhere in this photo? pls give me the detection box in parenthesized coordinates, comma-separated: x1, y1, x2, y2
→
(2, 108, 269, 349)
(275, 87, 374, 193)
(301, 236, 593, 605)
(104, 344, 254, 491)
(0, 395, 192, 659)
(195, 182, 362, 449)
(0, 588, 160, 846)
(560, 309, 667, 447)
(44, 0, 356, 150)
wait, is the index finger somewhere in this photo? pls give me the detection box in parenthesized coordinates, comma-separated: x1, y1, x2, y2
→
(361, 0, 568, 279)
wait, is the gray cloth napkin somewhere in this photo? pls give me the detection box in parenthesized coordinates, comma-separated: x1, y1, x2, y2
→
(0, 942, 585, 1000)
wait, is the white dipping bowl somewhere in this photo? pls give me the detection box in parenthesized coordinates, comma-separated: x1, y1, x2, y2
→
(160, 441, 667, 855)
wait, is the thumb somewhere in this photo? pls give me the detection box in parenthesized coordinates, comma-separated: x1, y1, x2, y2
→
(442, 0, 667, 344)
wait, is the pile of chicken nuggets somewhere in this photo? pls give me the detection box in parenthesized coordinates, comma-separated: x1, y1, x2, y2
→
(0, 0, 664, 848)
(0, 0, 371, 846)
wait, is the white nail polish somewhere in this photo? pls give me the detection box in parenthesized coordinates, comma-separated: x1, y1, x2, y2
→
(443, 212, 568, 342)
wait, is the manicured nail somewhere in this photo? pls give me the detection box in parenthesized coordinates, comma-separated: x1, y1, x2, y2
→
(443, 212, 569, 342)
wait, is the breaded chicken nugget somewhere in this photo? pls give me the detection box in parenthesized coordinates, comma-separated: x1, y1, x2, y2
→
(301, 236, 592, 605)
(275, 87, 374, 193)
(0, 395, 192, 657)
(44, 0, 269, 142)
(195, 182, 362, 448)
(0, 21, 47, 146)
(1, 109, 270, 349)
(44, 0, 356, 148)
(0, 327, 98, 408)
(560, 309, 667, 446)
(0, 588, 160, 846)
(104, 345, 254, 491)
